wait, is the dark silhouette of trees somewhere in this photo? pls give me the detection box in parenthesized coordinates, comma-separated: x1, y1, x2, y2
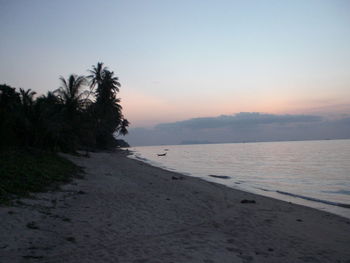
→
(19, 88, 36, 108)
(17, 88, 37, 147)
(119, 119, 130, 136)
(53, 75, 89, 151)
(0, 85, 21, 148)
(88, 62, 105, 89)
(55, 75, 88, 112)
(88, 62, 129, 148)
(0, 63, 129, 152)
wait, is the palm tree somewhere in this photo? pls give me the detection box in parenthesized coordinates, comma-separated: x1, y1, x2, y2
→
(0, 85, 21, 148)
(33, 91, 64, 150)
(16, 88, 37, 147)
(87, 62, 106, 89)
(19, 88, 36, 108)
(88, 63, 120, 102)
(119, 119, 130, 136)
(53, 75, 88, 151)
(87, 63, 127, 148)
(55, 74, 87, 113)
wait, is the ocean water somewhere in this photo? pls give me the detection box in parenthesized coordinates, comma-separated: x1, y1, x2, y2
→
(129, 140, 350, 219)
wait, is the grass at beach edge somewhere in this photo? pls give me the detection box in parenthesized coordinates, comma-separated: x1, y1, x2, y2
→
(0, 149, 82, 204)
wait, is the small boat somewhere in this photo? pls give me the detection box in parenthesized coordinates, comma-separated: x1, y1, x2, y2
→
(157, 153, 167, 156)
(208, 174, 230, 179)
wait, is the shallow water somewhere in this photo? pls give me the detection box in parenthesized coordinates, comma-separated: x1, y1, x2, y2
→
(129, 139, 350, 218)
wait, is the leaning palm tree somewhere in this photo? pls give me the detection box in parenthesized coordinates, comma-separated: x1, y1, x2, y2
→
(119, 118, 130, 136)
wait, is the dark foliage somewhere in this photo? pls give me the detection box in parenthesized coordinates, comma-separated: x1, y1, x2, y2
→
(0, 149, 80, 202)
(0, 62, 129, 152)
(88, 62, 129, 148)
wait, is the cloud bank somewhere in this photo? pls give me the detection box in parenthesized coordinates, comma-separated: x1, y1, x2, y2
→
(125, 112, 350, 146)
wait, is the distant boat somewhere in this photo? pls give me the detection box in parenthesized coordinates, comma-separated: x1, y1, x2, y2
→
(157, 152, 167, 156)
(208, 174, 231, 179)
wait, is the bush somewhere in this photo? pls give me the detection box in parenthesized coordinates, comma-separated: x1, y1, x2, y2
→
(0, 149, 81, 203)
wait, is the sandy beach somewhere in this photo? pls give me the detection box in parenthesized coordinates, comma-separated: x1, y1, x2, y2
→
(1, 151, 349, 263)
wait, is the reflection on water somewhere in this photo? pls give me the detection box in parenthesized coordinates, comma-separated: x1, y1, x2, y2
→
(129, 139, 350, 218)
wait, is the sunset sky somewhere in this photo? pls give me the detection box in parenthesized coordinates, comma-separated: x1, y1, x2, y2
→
(1, 0, 350, 128)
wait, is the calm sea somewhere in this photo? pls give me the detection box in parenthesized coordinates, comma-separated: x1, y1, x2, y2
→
(129, 140, 350, 219)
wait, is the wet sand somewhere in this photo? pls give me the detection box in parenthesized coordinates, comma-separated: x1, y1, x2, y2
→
(1, 151, 350, 263)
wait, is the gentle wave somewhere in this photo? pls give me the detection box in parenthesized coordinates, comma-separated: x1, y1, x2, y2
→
(129, 140, 350, 218)
(276, 191, 350, 209)
(134, 151, 350, 209)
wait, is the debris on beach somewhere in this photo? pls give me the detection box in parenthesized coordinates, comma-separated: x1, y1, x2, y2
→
(65, 237, 76, 243)
(172, 176, 184, 180)
(22, 255, 44, 259)
(240, 199, 256, 204)
(26, 222, 39, 230)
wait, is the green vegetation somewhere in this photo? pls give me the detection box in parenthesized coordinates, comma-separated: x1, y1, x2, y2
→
(0, 149, 81, 203)
(0, 62, 129, 152)
(0, 62, 129, 201)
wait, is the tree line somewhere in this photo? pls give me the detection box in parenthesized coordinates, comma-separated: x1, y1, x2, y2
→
(0, 62, 129, 152)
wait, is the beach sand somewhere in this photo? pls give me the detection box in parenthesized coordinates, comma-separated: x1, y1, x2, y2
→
(1, 151, 349, 263)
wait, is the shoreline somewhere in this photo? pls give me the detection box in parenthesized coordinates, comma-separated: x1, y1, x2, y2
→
(1, 151, 350, 262)
(128, 150, 350, 219)
(128, 142, 350, 220)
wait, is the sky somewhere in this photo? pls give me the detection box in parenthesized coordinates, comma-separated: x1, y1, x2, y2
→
(1, 0, 350, 145)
